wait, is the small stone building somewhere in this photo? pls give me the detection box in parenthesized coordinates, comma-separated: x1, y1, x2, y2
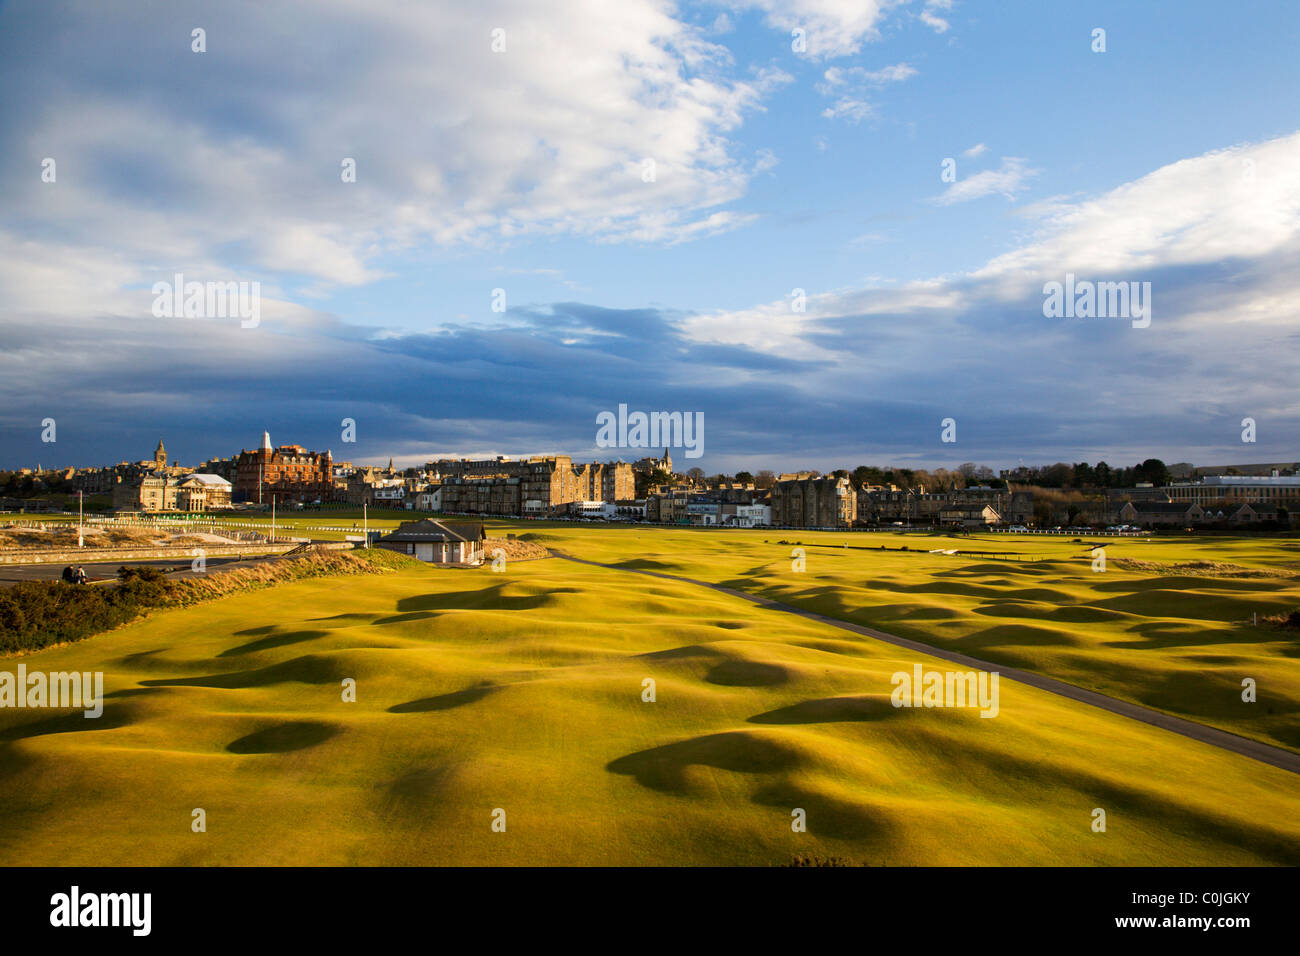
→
(375, 519, 485, 566)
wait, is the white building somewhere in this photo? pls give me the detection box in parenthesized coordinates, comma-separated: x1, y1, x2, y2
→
(570, 500, 616, 519)
(414, 487, 442, 511)
(727, 504, 771, 527)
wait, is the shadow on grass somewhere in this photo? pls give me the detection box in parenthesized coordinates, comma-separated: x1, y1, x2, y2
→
(227, 720, 341, 754)
(748, 695, 896, 724)
(607, 730, 802, 794)
(139, 654, 345, 689)
(0, 704, 138, 742)
(705, 659, 790, 687)
(392, 583, 580, 616)
(388, 683, 498, 713)
(218, 629, 328, 658)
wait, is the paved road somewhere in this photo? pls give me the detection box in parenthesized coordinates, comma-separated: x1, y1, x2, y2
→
(0, 553, 295, 587)
(551, 550, 1300, 776)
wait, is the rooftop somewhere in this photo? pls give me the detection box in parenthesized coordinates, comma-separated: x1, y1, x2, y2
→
(378, 519, 485, 543)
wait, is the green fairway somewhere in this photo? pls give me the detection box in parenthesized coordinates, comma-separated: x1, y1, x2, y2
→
(517, 525, 1300, 753)
(1, 529, 1298, 866)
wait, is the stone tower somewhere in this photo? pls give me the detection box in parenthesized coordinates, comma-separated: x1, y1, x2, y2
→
(154, 438, 167, 471)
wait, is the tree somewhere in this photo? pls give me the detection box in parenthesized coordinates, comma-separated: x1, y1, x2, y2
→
(735, 471, 754, 484)
(754, 470, 776, 489)
(635, 468, 673, 497)
(1041, 463, 1074, 488)
(1137, 458, 1170, 487)
(687, 467, 705, 483)
(1094, 461, 1112, 487)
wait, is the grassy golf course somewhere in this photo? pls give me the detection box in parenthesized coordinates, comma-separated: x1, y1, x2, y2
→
(1, 523, 1297, 865)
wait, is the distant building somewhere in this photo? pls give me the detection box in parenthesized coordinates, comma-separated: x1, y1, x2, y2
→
(198, 456, 238, 483)
(1119, 501, 1204, 528)
(433, 455, 633, 516)
(1228, 502, 1280, 525)
(234, 431, 334, 504)
(375, 519, 485, 566)
(414, 486, 442, 511)
(858, 486, 1030, 526)
(1165, 474, 1300, 507)
(632, 449, 673, 474)
(770, 475, 855, 528)
(113, 473, 179, 512)
(648, 483, 765, 527)
(939, 505, 1002, 528)
(176, 474, 233, 510)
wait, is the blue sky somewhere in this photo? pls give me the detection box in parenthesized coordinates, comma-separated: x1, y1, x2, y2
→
(2, 0, 1299, 474)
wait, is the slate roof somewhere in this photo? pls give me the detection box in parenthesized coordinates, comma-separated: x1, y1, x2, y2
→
(1127, 502, 1198, 514)
(378, 519, 485, 543)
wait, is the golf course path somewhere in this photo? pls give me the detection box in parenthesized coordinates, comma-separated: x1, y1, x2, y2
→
(550, 550, 1300, 776)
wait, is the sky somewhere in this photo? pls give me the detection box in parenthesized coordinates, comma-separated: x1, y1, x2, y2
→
(1, 0, 1299, 475)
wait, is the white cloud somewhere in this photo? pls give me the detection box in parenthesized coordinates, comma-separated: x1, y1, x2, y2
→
(919, 0, 953, 33)
(932, 156, 1037, 205)
(920, 11, 949, 33)
(974, 133, 1300, 290)
(962, 143, 988, 158)
(730, 0, 898, 59)
(679, 132, 1300, 436)
(0, 0, 792, 302)
(817, 63, 918, 123)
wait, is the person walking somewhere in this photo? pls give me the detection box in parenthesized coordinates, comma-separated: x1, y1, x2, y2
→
(61, 565, 74, 583)
(74, 565, 87, 584)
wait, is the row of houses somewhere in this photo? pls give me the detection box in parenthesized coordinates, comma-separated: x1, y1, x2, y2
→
(1118, 500, 1284, 528)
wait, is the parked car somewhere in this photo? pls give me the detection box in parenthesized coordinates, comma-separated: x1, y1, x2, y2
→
(1008, 525, 1029, 532)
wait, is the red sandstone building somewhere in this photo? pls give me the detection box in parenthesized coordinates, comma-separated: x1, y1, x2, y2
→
(234, 431, 334, 504)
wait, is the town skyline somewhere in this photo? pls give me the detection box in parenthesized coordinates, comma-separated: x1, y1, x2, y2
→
(5, 426, 1297, 481)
